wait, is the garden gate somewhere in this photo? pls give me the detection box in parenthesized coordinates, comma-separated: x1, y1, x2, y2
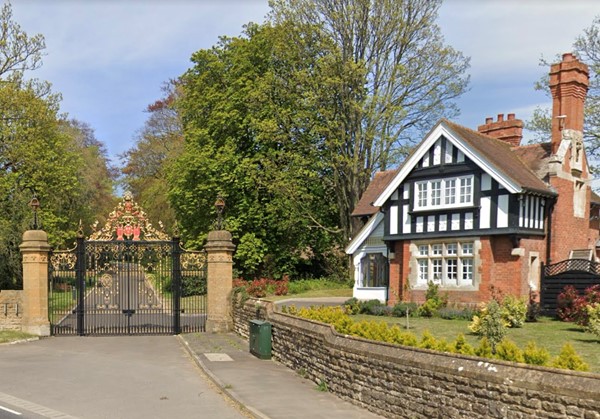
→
(540, 258, 600, 315)
(49, 193, 206, 336)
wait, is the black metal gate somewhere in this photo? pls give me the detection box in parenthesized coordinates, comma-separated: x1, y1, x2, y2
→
(540, 259, 600, 315)
(49, 193, 207, 336)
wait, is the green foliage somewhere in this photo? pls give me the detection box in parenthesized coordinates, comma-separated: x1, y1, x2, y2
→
(501, 295, 527, 328)
(419, 330, 438, 350)
(475, 337, 493, 358)
(437, 307, 477, 321)
(417, 281, 448, 317)
(494, 339, 525, 363)
(584, 303, 600, 341)
(450, 334, 475, 355)
(343, 298, 361, 315)
(171, 22, 342, 279)
(287, 305, 585, 371)
(270, 0, 470, 239)
(552, 343, 590, 372)
(392, 302, 418, 318)
(523, 341, 551, 366)
(469, 300, 506, 353)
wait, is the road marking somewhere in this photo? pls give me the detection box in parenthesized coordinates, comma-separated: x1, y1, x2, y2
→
(0, 392, 78, 418)
(0, 404, 22, 415)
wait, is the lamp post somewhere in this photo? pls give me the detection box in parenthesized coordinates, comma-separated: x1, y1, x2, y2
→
(29, 195, 40, 230)
(214, 194, 225, 230)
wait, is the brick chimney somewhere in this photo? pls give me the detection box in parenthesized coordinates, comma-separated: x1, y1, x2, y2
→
(477, 113, 523, 146)
(549, 52, 589, 154)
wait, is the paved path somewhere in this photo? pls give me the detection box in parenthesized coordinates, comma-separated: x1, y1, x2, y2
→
(180, 332, 382, 419)
(0, 337, 245, 419)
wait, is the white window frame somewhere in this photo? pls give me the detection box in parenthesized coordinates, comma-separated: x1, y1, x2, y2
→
(414, 241, 475, 287)
(414, 175, 474, 211)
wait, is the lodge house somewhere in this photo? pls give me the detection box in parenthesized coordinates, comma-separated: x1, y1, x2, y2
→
(345, 53, 600, 306)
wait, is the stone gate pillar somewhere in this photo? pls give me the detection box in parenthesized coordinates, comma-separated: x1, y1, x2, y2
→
(204, 230, 236, 333)
(19, 230, 51, 336)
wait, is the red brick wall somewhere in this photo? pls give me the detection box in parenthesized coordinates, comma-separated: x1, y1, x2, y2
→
(388, 235, 547, 306)
(549, 175, 594, 262)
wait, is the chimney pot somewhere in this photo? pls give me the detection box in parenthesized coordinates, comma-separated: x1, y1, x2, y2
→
(497, 114, 504, 122)
(485, 117, 493, 124)
(562, 52, 575, 62)
(508, 113, 515, 120)
(477, 113, 523, 147)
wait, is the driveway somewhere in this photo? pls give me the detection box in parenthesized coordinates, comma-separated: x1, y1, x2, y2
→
(0, 337, 245, 419)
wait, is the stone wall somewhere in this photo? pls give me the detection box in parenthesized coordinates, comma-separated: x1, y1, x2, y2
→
(233, 297, 600, 418)
(0, 290, 23, 331)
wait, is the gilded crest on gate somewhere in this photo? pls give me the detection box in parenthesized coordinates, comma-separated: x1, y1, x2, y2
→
(88, 191, 169, 241)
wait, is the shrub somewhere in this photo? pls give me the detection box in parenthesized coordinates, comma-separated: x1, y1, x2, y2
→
(343, 298, 361, 315)
(584, 303, 600, 341)
(361, 299, 387, 316)
(392, 302, 418, 318)
(523, 341, 551, 366)
(417, 298, 440, 317)
(450, 334, 475, 355)
(419, 330, 438, 350)
(494, 339, 524, 363)
(438, 307, 477, 321)
(501, 295, 527, 328)
(475, 337, 493, 358)
(469, 300, 506, 352)
(557, 285, 600, 326)
(552, 343, 589, 371)
(557, 285, 580, 322)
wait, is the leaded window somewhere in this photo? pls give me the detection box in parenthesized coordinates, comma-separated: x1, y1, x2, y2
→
(415, 241, 475, 286)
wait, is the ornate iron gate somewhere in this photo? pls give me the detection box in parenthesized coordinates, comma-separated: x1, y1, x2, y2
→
(49, 193, 206, 336)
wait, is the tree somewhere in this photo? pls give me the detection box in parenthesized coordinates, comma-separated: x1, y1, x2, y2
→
(120, 82, 182, 233)
(0, 2, 45, 79)
(269, 0, 470, 237)
(0, 2, 116, 287)
(528, 16, 600, 168)
(0, 82, 81, 287)
(172, 23, 341, 279)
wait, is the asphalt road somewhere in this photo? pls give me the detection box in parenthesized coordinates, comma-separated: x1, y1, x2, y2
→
(0, 337, 245, 419)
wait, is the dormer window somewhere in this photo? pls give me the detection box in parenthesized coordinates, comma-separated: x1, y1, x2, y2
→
(414, 175, 474, 211)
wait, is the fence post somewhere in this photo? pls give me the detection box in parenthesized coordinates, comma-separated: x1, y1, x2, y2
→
(204, 230, 236, 333)
(19, 230, 51, 336)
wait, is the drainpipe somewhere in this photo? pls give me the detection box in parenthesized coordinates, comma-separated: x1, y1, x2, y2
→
(546, 196, 556, 264)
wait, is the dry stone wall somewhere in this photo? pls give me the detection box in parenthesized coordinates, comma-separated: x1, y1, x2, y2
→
(232, 297, 600, 418)
(0, 290, 23, 331)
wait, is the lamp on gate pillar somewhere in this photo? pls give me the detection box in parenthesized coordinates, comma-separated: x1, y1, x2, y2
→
(29, 195, 40, 230)
(215, 194, 225, 230)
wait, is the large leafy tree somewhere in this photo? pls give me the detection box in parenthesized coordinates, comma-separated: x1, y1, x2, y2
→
(269, 0, 471, 237)
(120, 82, 182, 233)
(528, 16, 600, 168)
(172, 22, 341, 278)
(0, 2, 116, 287)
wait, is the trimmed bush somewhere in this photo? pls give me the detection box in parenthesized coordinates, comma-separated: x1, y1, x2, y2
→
(552, 343, 589, 371)
(438, 306, 477, 321)
(450, 334, 475, 355)
(392, 302, 418, 318)
(494, 338, 524, 363)
(523, 341, 550, 366)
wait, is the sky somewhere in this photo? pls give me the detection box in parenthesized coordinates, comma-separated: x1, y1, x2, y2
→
(8, 0, 600, 166)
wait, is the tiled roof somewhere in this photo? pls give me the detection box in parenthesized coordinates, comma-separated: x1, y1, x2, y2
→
(443, 120, 555, 196)
(351, 170, 397, 217)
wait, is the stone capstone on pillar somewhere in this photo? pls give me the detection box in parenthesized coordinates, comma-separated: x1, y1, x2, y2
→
(19, 230, 51, 336)
(204, 229, 236, 333)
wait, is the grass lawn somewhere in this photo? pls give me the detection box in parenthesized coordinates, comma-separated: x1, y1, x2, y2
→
(352, 314, 600, 373)
(0, 330, 35, 344)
